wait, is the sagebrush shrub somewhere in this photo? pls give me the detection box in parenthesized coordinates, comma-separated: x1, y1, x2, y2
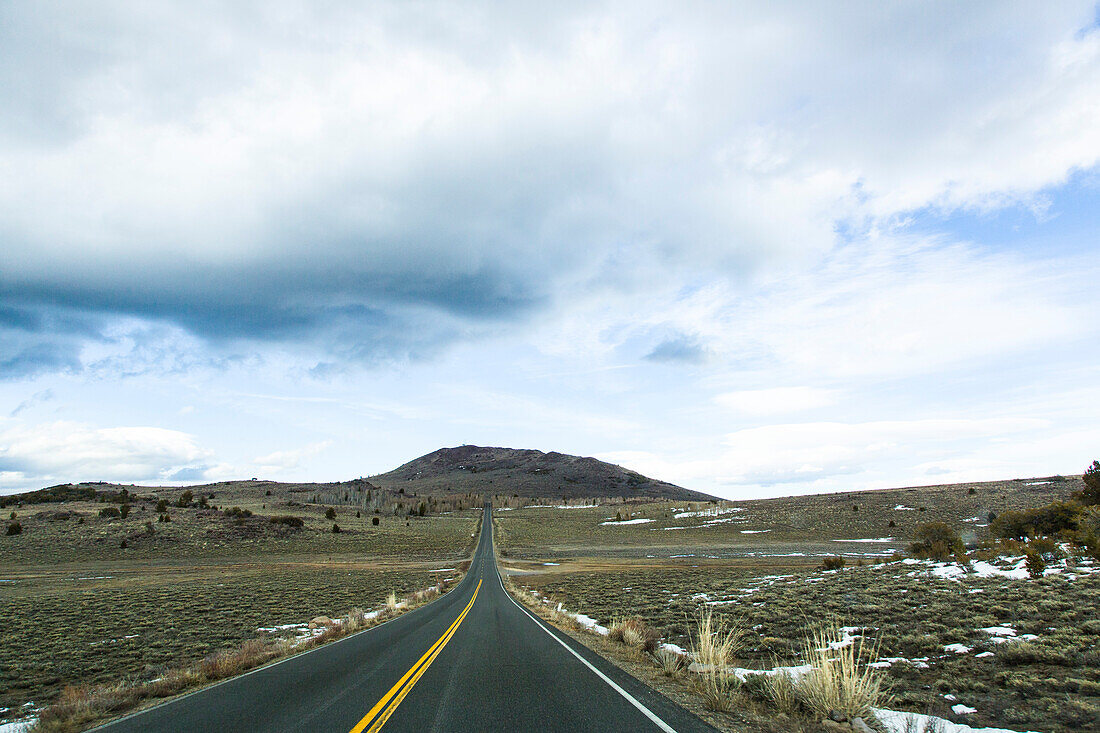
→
(910, 522, 963, 560)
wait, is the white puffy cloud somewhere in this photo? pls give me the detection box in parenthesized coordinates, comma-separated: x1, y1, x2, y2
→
(253, 441, 332, 474)
(0, 420, 211, 489)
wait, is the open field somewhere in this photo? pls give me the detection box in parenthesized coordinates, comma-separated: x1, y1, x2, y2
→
(496, 475, 1098, 733)
(0, 496, 480, 721)
(514, 556, 1100, 733)
(494, 475, 1082, 560)
(0, 497, 480, 565)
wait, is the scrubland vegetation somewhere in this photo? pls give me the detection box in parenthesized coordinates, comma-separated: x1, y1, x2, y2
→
(27, 573, 464, 733)
(500, 464, 1100, 733)
(0, 481, 480, 730)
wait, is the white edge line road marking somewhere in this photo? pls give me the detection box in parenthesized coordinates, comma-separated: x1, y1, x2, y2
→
(497, 572, 678, 733)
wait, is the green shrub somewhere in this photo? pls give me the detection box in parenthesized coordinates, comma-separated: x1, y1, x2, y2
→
(6, 521, 22, 536)
(1029, 536, 1062, 559)
(156, 499, 168, 513)
(822, 556, 846, 570)
(224, 507, 252, 518)
(1077, 460, 1100, 505)
(1026, 550, 1046, 578)
(332, 523, 341, 533)
(99, 507, 122, 519)
(269, 515, 304, 528)
(910, 522, 963, 560)
(325, 507, 336, 520)
(177, 490, 193, 508)
(999, 641, 1074, 667)
(119, 504, 131, 519)
(372, 516, 380, 526)
(993, 501, 1082, 539)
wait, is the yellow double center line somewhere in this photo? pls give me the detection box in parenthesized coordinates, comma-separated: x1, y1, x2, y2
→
(349, 579, 482, 733)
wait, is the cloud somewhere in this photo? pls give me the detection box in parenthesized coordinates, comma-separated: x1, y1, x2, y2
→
(602, 416, 1051, 498)
(252, 441, 332, 474)
(644, 335, 708, 364)
(716, 418, 1047, 486)
(715, 386, 839, 416)
(0, 420, 211, 491)
(1, 3, 1099, 377)
(9, 389, 54, 417)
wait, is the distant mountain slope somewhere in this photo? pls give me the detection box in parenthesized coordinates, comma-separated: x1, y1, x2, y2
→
(369, 445, 716, 501)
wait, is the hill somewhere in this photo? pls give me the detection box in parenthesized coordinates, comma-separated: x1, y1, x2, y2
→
(369, 445, 716, 501)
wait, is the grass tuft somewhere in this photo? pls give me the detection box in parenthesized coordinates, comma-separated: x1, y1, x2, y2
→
(652, 646, 689, 676)
(608, 616, 659, 652)
(794, 624, 887, 720)
(691, 608, 746, 711)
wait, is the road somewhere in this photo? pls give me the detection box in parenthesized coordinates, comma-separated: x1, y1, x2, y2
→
(95, 506, 718, 732)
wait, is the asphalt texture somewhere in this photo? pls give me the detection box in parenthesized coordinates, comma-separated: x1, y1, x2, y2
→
(94, 506, 719, 732)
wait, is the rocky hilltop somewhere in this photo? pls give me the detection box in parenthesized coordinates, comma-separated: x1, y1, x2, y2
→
(369, 445, 716, 501)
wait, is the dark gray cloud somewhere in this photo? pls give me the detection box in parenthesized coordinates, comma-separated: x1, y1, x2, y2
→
(2, 2, 1096, 379)
(0, 340, 82, 380)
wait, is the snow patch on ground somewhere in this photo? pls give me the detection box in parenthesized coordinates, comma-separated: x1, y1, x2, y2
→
(599, 518, 654, 525)
(824, 626, 864, 650)
(831, 537, 895, 543)
(526, 504, 599, 509)
(868, 656, 929, 669)
(673, 507, 743, 519)
(740, 529, 771, 534)
(732, 664, 813, 682)
(562, 607, 609, 635)
(902, 555, 1098, 582)
(0, 718, 36, 733)
(874, 707, 1040, 733)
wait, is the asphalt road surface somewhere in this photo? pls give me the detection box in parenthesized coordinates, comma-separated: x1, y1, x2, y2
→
(95, 506, 718, 732)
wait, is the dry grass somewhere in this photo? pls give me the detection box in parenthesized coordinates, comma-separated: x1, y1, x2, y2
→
(608, 616, 659, 652)
(692, 608, 745, 669)
(28, 576, 462, 732)
(652, 647, 689, 676)
(794, 625, 887, 720)
(765, 670, 799, 715)
(500, 575, 587, 634)
(691, 608, 746, 712)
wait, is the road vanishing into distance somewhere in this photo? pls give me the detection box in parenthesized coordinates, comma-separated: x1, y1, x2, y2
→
(95, 506, 717, 732)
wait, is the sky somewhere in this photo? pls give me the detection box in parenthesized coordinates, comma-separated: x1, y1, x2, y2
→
(2, 1, 1099, 500)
